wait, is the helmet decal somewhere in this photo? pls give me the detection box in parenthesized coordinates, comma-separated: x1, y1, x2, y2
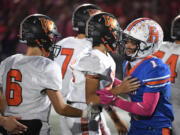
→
(88, 9, 101, 16)
(39, 18, 55, 34)
(147, 26, 159, 44)
(127, 18, 151, 31)
(103, 15, 117, 29)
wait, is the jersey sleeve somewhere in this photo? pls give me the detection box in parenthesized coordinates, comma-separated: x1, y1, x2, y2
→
(40, 61, 62, 92)
(71, 51, 105, 75)
(0, 57, 9, 88)
(142, 62, 171, 93)
(0, 60, 5, 88)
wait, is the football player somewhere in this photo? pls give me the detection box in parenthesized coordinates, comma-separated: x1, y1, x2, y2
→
(98, 18, 174, 135)
(54, 4, 102, 135)
(153, 14, 180, 135)
(55, 4, 131, 135)
(65, 12, 140, 135)
(0, 14, 96, 135)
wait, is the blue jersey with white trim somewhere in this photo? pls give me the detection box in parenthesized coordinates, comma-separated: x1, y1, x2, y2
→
(123, 56, 174, 128)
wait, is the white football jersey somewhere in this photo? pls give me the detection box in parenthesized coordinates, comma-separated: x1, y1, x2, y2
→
(68, 48, 116, 104)
(0, 54, 62, 121)
(154, 41, 180, 134)
(54, 37, 92, 98)
(154, 41, 180, 104)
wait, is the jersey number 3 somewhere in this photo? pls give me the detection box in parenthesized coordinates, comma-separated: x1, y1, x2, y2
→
(61, 48, 74, 79)
(154, 51, 179, 83)
(6, 69, 22, 106)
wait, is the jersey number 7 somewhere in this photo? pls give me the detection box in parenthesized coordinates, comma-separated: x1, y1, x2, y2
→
(153, 51, 179, 83)
(6, 69, 22, 106)
(61, 48, 74, 79)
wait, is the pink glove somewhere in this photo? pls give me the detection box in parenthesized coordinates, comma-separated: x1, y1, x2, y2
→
(113, 78, 122, 87)
(96, 89, 117, 105)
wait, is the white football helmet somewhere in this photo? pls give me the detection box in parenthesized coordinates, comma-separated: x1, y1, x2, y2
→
(123, 18, 164, 60)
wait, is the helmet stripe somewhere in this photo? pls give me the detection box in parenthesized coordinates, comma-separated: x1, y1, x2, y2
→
(127, 18, 151, 31)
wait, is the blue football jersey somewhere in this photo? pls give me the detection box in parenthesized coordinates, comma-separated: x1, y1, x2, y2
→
(123, 56, 174, 128)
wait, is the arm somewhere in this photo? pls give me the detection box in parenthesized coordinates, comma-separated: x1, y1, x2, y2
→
(0, 88, 6, 115)
(86, 75, 129, 133)
(46, 89, 83, 117)
(85, 75, 100, 105)
(105, 107, 128, 133)
(113, 92, 160, 116)
(0, 88, 27, 134)
(86, 76, 129, 133)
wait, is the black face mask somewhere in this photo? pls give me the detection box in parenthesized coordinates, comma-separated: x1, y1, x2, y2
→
(48, 44, 61, 60)
(124, 53, 136, 62)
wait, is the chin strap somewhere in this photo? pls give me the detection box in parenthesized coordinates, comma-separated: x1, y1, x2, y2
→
(41, 47, 50, 57)
(101, 37, 117, 52)
(34, 39, 50, 58)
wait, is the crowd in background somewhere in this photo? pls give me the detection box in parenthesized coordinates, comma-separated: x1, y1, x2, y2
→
(0, 0, 180, 61)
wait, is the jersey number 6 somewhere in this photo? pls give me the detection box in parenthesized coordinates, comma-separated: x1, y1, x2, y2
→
(6, 69, 22, 106)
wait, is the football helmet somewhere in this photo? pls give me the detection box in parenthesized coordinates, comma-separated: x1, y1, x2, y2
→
(86, 12, 121, 52)
(171, 15, 180, 40)
(123, 18, 163, 60)
(19, 14, 61, 58)
(72, 3, 102, 34)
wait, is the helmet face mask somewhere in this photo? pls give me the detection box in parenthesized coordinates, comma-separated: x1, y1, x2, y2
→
(19, 14, 61, 59)
(72, 3, 102, 34)
(123, 18, 164, 60)
(171, 15, 180, 40)
(86, 12, 122, 52)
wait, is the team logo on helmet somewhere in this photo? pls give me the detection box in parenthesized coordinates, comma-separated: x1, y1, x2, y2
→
(147, 26, 159, 44)
(88, 9, 101, 16)
(103, 15, 118, 29)
(39, 18, 56, 38)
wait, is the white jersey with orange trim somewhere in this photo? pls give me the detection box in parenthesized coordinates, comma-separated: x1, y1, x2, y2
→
(68, 48, 116, 103)
(154, 41, 180, 134)
(54, 37, 92, 99)
(54, 37, 92, 135)
(0, 54, 62, 135)
(65, 48, 115, 135)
